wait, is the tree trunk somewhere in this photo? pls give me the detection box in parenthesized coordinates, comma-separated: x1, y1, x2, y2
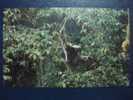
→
(36, 58, 44, 87)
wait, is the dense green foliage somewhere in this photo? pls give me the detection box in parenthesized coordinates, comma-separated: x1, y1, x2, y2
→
(3, 8, 129, 87)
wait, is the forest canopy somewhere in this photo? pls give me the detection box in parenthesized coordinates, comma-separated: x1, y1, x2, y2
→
(3, 8, 129, 87)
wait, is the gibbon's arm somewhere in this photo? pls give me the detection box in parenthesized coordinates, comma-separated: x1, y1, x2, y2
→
(122, 8, 130, 52)
(58, 33, 68, 62)
(57, 17, 69, 62)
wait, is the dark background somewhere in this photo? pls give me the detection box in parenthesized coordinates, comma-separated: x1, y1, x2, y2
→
(0, 0, 133, 100)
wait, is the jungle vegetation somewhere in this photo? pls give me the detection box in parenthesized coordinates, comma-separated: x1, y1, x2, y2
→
(3, 8, 130, 87)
